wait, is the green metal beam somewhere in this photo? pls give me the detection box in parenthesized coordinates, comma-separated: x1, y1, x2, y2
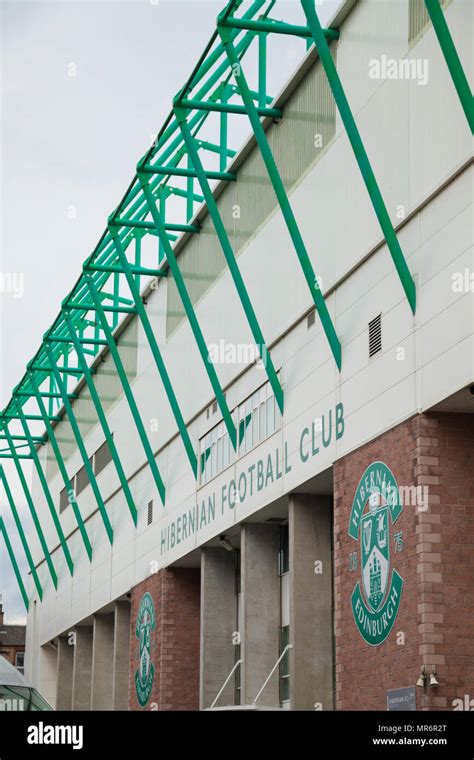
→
(0, 517, 30, 610)
(15, 402, 75, 576)
(60, 312, 138, 526)
(300, 0, 417, 313)
(219, 16, 339, 40)
(0, 426, 57, 588)
(3, 413, 62, 422)
(0, 454, 32, 460)
(425, 0, 473, 132)
(0, 467, 43, 599)
(114, 217, 200, 234)
(87, 263, 168, 276)
(28, 363, 87, 375)
(139, 163, 236, 182)
(66, 302, 137, 315)
(45, 346, 114, 544)
(174, 105, 285, 414)
(28, 373, 93, 560)
(86, 276, 166, 505)
(136, 178, 238, 450)
(177, 98, 281, 118)
(47, 335, 108, 347)
(0, 435, 45, 442)
(107, 225, 198, 478)
(15, 391, 77, 400)
(217, 24, 342, 370)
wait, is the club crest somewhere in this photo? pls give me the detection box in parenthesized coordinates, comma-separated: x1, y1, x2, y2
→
(135, 592, 156, 707)
(348, 461, 404, 646)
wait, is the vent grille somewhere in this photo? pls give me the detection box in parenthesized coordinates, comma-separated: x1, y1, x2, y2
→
(147, 500, 153, 526)
(368, 314, 382, 357)
(307, 309, 316, 329)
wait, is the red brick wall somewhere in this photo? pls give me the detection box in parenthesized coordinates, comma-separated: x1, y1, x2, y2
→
(129, 567, 200, 711)
(333, 412, 474, 711)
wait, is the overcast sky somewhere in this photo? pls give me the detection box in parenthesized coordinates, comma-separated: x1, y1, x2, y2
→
(0, 0, 340, 624)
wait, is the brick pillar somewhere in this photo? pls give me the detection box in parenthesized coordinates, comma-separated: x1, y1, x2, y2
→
(412, 413, 474, 710)
(129, 567, 200, 710)
(333, 412, 474, 711)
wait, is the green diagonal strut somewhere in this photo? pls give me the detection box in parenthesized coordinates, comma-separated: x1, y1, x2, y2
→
(0, 467, 43, 599)
(85, 276, 166, 505)
(1, 425, 58, 588)
(45, 346, 114, 544)
(174, 105, 284, 413)
(0, 517, 30, 610)
(425, 0, 473, 133)
(106, 225, 198, 478)
(27, 373, 93, 560)
(300, 0, 417, 313)
(217, 23, 342, 370)
(15, 403, 74, 577)
(60, 312, 138, 526)
(135, 177, 238, 450)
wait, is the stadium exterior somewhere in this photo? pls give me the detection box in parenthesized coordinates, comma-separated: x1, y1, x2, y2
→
(1, 0, 472, 712)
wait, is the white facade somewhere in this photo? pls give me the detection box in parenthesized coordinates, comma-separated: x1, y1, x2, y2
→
(25, 0, 473, 694)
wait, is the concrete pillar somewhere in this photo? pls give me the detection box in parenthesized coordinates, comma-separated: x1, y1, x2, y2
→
(56, 637, 74, 710)
(91, 613, 114, 710)
(241, 523, 280, 707)
(72, 626, 93, 711)
(200, 547, 237, 709)
(112, 601, 131, 711)
(37, 643, 58, 710)
(289, 493, 334, 710)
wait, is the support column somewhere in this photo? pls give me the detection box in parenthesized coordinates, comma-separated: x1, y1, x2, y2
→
(200, 547, 237, 709)
(129, 568, 200, 711)
(112, 601, 131, 711)
(56, 637, 74, 710)
(289, 493, 334, 710)
(72, 626, 93, 711)
(91, 613, 114, 710)
(241, 523, 280, 707)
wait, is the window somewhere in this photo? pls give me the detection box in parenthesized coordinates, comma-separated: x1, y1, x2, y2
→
(58, 438, 113, 513)
(238, 381, 279, 457)
(279, 626, 290, 705)
(75, 464, 89, 495)
(147, 500, 153, 526)
(278, 525, 289, 576)
(199, 380, 281, 486)
(15, 651, 24, 674)
(59, 486, 71, 514)
(200, 419, 233, 486)
(94, 438, 113, 476)
(409, 0, 453, 47)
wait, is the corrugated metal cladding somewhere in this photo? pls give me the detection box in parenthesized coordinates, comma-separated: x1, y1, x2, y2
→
(45, 317, 138, 481)
(409, 0, 453, 47)
(166, 48, 337, 338)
